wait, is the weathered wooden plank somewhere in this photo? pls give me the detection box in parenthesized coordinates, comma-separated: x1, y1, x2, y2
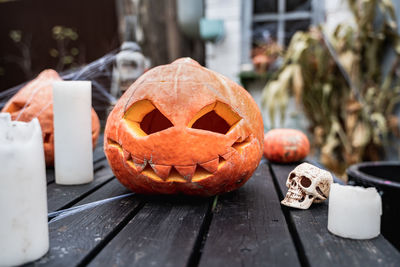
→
(47, 158, 114, 212)
(32, 179, 141, 267)
(88, 195, 212, 267)
(198, 161, 301, 267)
(269, 162, 400, 267)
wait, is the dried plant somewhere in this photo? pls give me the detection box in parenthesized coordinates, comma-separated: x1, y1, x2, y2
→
(262, 0, 400, 177)
(49, 26, 81, 71)
(6, 30, 33, 79)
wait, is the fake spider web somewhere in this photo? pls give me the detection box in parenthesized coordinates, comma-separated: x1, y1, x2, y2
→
(0, 49, 119, 123)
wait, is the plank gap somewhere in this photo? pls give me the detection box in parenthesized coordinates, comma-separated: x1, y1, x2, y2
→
(51, 176, 115, 215)
(186, 196, 216, 267)
(94, 162, 106, 173)
(94, 155, 106, 164)
(268, 161, 310, 267)
(77, 200, 146, 267)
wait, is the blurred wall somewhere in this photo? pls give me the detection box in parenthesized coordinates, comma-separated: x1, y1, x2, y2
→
(205, 0, 320, 83)
(205, 0, 243, 83)
(324, 0, 356, 35)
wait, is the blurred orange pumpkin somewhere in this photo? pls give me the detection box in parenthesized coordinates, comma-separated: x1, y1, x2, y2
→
(104, 58, 264, 196)
(264, 129, 310, 163)
(2, 69, 101, 166)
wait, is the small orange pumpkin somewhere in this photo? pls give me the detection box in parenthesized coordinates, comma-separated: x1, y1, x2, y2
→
(263, 129, 310, 163)
(104, 58, 264, 196)
(2, 69, 101, 166)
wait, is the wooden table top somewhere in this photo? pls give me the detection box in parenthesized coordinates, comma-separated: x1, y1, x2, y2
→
(29, 140, 400, 267)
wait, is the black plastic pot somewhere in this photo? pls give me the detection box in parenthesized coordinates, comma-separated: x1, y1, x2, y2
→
(347, 161, 400, 250)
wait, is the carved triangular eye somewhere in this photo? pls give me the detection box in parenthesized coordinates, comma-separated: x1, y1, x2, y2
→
(124, 100, 173, 136)
(188, 101, 241, 134)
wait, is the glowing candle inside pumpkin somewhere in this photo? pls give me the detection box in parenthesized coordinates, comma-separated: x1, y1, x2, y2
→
(328, 183, 382, 239)
(53, 81, 93, 184)
(0, 113, 49, 266)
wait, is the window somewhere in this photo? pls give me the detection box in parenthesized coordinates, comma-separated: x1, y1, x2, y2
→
(252, 0, 312, 47)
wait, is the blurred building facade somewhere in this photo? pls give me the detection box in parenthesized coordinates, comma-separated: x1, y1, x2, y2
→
(204, 0, 400, 83)
(204, 0, 324, 82)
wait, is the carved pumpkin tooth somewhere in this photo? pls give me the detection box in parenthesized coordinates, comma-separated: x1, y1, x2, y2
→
(221, 150, 233, 161)
(133, 161, 147, 172)
(132, 157, 144, 164)
(199, 158, 219, 173)
(150, 164, 172, 180)
(125, 157, 146, 172)
(175, 165, 196, 179)
(232, 136, 251, 152)
(123, 149, 131, 160)
(192, 165, 213, 182)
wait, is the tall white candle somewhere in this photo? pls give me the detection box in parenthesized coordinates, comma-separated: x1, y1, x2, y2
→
(53, 81, 93, 185)
(0, 113, 49, 266)
(328, 183, 382, 239)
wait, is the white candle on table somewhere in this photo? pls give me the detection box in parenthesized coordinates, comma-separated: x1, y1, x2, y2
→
(0, 113, 49, 266)
(53, 81, 93, 185)
(328, 183, 382, 239)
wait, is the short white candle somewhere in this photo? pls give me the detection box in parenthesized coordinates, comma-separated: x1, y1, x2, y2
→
(53, 81, 93, 185)
(0, 113, 49, 266)
(328, 183, 382, 239)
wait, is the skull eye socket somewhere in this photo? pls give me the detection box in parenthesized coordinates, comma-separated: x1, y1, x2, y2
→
(188, 101, 242, 134)
(300, 176, 312, 188)
(124, 100, 173, 136)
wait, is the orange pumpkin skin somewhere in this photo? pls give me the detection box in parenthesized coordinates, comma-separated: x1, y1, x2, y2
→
(2, 69, 101, 166)
(263, 129, 310, 163)
(104, 58, 264, 196)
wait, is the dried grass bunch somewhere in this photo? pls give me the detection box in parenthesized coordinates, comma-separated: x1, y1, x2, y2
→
(262, 0, 400, 176)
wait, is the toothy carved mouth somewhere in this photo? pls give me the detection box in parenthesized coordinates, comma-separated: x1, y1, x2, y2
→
(107, 139, 233, 183)
(232, 135, 252, 152)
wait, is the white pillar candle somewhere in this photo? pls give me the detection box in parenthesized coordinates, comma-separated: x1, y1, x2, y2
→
(0, 113, 49, 266)
(328, 183, 382, 239)
(53, 81, 93, 185)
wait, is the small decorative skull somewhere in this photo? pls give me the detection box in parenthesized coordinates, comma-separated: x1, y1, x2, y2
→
(281, 163, 333, 209)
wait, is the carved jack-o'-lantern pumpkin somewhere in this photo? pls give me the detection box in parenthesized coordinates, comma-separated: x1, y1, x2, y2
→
(104, 58, 264, 196)
(2, 69, 101, 166)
